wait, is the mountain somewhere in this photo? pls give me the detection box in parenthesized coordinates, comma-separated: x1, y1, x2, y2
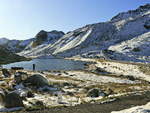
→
(0, 38, 9, 45)
(0, 30, 64, 54)
(19, 4, 150, 63)
(0, 38, 34, 53)
(0, 46, 27, 65)
(19, 30, 64, 57)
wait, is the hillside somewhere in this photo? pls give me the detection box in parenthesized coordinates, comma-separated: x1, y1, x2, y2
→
(19, 4, 150, 63)
(0, 46, 27, 65)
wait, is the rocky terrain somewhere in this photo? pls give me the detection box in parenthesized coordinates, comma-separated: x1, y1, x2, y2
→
(0, 3, 149, 113)
(0, 58, 149, 112)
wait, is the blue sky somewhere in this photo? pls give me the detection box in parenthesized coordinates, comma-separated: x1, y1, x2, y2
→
(0, 0, 149, 40)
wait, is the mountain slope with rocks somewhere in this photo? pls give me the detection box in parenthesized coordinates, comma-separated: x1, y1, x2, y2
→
(0, 46, 27, 64)
(19, 30, 64, 57)
(19, 4, 150, 63)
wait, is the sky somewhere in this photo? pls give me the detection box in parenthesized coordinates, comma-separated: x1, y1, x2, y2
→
(0, 0, 149, 40)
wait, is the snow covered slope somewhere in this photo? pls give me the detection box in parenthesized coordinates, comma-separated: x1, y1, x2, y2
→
(0, 38, 34, 53)
(19, 4, 150, 62)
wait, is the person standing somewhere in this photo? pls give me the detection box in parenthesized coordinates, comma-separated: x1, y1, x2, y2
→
(33, 64, 35, 71)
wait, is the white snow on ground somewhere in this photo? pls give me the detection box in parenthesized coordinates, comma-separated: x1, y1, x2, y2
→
(25, 93, 81, 107)
(96, 60, 150, 82)
(109, 32, 150, 53)
(112, 102, 150, 113)
(53, 71, 138, 84)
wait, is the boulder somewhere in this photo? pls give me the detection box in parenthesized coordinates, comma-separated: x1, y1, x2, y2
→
(144, 20, 150, 29)
(0, 89, 6, 105)
(23, 74, 49, 88)
(87, 88, 106, 98)
(14, 72, 28, 84)
(2, 69, 11, 77)
(4, 91, 24, 108)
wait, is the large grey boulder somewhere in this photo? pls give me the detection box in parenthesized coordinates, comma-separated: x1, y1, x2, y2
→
(23, 74, 49, 88)
(4, 91, 24, 108)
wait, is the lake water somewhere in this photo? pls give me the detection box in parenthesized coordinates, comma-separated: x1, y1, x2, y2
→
(2, 59, 87, 71)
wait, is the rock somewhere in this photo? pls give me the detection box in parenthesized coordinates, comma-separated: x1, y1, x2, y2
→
(0, 89, 6, 105)
(95, 67, 107, 73)
(23, 74, 49, 88)
(11, 67, 24, 70)
(32, 30, 48, 47)
(144, 20, 150, 29)
(35, 100, 44, 106)
(27, 90, 34, 98)
(2, 69, 11, 77)
(105, 88, 113, 96)
(87, 88, 106, 98)
(14, 72, 28, 84)
(4, 91, 24, 108)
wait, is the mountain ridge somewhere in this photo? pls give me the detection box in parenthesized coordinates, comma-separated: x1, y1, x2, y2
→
(0, 4, 150, 63)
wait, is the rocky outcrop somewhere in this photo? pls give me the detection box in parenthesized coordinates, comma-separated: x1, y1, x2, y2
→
(31, 30, 64, 48)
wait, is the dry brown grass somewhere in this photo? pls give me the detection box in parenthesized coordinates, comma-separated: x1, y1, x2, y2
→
(84, 81, 150, 94)
(138, 64, 150, 75)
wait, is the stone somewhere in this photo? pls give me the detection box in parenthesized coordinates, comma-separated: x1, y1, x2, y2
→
(0, 89, 6, 105)
(23, 74, 49, 88)
(2, 69, 11, 77)
(4, 91, 24, 108)
(87, 88, 106, 98)
(14, 72, 28, 84)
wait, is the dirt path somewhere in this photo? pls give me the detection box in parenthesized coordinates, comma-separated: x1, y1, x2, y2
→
(13, 91, 150, 113)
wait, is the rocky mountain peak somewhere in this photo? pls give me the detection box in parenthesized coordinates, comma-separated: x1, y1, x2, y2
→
(31, 30, 64, 48)
(138, 4, 150, 10)
(111, 4, 150, 22)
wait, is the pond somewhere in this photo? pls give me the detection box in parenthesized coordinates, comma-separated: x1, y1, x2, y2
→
(2, 59, 87, 71)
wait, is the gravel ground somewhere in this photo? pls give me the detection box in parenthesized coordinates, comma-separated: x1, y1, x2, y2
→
(12, 91, 150, 113)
